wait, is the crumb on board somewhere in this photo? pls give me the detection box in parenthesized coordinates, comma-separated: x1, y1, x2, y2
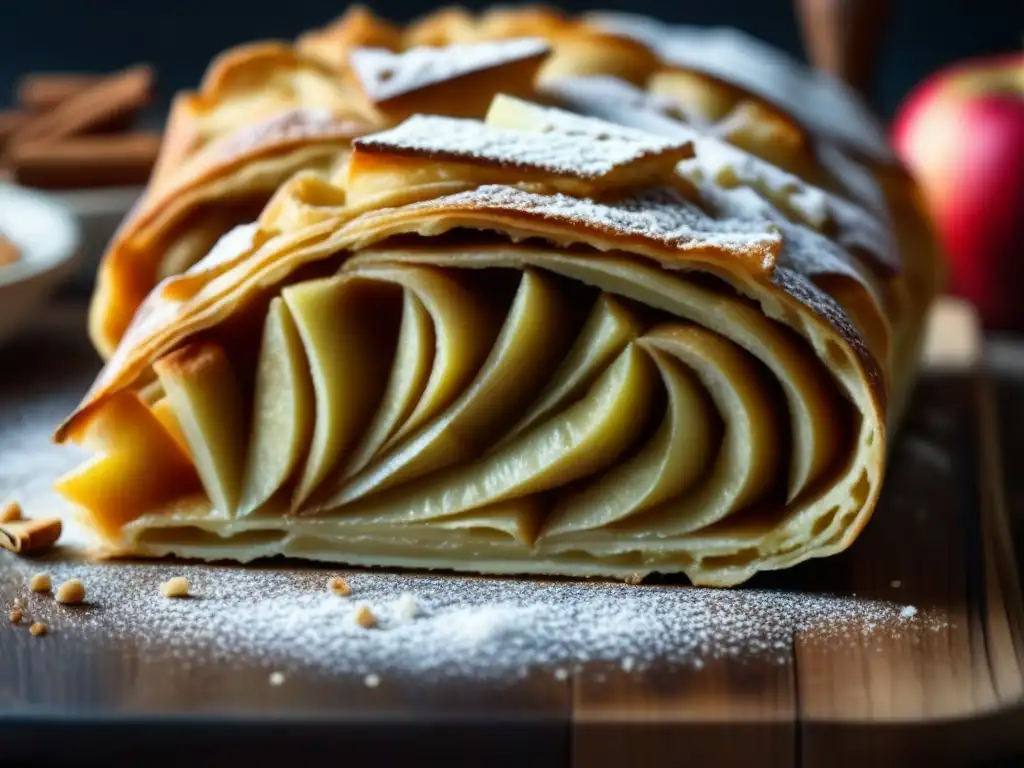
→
(30, 573, 51, 593)
(364, 673, 381, 688)
(890, 580, 902, 588)
(900, 605, 918, 619)
(328, 576, 351, 596)
(29, 622, 47, 636)
(268, 671, 286, 686)
(160, 577, 190, 599)
(554, 667, 568, 681)
(354, 604, 377, 629)
(12, 597, 25, 610)
(8, 607, 22, 624)
(625, 572, 643, 585)
(0, 500, 22, 523)
(55, 578, 85, 605)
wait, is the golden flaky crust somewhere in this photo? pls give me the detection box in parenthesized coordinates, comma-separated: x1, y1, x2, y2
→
(88, 5, 939, 361)
(67, 6, 943, 586)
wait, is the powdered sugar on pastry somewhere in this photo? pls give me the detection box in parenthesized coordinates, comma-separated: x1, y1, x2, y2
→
(401, 184, 781, 254)
(697, 184, 863, 285)
(354, 114, 690, 180)
(540, 77, 898, 272)
(587, 13, 895, 163)
(351, 38, 551, 103)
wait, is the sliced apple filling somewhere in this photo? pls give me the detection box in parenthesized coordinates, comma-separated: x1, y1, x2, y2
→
(59, 249, 869, 587)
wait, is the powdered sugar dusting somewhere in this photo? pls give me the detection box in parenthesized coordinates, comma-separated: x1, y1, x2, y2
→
(401, 184, 780, 255)
(587, 12, 895, 163)
(351, 38, 550, 103)
(696, 183, 863, 284)
(543, 75, 898, 272)
(354, 114, 687, 180)
(0, 558, 942, 681)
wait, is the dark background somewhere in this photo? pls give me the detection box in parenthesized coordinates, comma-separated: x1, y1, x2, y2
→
(1, 0, 1021, 122)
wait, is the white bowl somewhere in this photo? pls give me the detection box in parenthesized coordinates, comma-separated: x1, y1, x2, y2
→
(0, 183, 82, 348)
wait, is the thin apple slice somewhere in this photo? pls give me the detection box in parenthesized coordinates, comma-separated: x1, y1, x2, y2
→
(369, 266, 499, 453)
(495, 292, 644, 447)
(584, 324, 779, 539)
(237, 297, 314, 517)
(282, 276, 399, 508)
(314, 269, 570, 510)
(541, 346, 720, 537)
(332, 343, 656, 524)
(150, 396, 192, 459)
(339, 290, 433, 480)
(304, 265, 500, 507)
(154, 341, 248, 516)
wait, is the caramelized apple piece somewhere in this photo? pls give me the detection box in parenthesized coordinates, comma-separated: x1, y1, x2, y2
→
(54, 392, 200, 540)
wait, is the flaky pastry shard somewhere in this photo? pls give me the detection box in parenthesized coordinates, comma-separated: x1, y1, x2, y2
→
(55, 95, 936, 587)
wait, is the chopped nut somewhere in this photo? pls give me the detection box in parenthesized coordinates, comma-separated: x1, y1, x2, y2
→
(328, 576, 351, 597)
(0, 500, 22, 523)
(625, 572, 644, 585)
(354, 604, 377, 629)
(55, 578, 85, 605)
(29, 622, 47, 636)
(12, 597, 25, 610)
(29, 573, 51, 593)
(0, 516, 62, 554)
(8, 607, 22, 624)
(160, 577, 190, 599)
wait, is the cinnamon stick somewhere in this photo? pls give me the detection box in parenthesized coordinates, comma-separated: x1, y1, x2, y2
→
(10, 132, 161, 189)
(8, 64, 155, 149)
(16, 73, 106, 113)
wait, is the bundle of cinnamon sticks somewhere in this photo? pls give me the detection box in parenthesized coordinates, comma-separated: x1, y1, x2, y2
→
(0, 65, 160, 189)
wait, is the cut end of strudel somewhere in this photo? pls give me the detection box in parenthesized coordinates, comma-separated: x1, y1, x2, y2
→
(52, 90, 931, 588)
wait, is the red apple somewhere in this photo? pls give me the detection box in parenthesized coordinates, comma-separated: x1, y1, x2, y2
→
(892, 53, 1024, 329)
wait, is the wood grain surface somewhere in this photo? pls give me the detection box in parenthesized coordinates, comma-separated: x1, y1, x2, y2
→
(0, 299, 1022, 767)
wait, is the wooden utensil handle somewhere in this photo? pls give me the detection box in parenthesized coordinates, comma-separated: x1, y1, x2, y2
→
(795, 0, 892, 97)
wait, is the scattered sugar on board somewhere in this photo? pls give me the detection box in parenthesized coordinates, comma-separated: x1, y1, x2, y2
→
(0, 559, 945, 682)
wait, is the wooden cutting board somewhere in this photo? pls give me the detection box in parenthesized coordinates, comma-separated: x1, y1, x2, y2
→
(1, 298, 1022, 768)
